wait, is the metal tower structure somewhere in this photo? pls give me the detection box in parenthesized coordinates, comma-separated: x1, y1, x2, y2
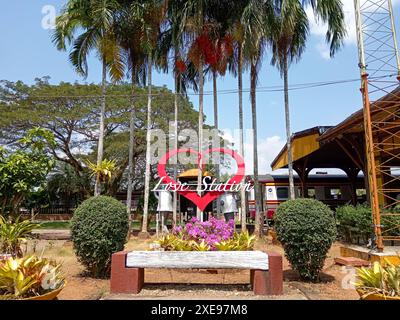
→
(354, 0, 400, 251)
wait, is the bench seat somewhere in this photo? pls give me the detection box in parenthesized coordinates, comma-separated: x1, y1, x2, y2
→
(126, 251, 269, 270)
(110, 250, 283, 296)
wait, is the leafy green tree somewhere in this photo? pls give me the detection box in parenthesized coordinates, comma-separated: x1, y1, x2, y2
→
(0, 79, 130, 177)
(0, 80, 202, 203)
(53, 0, 125, 196)
(46, 162, 91, 208)
(0, 128, 55, 217)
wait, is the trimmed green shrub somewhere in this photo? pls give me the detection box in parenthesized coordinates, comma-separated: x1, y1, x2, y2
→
(336, 204, 400, 243)
(71, 196, 129, 278)
(275, 199, 337, 281)
(336, 204, 373, 244)
(383, 205, 400, 237)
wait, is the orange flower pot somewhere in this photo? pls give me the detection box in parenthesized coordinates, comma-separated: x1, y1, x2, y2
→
(357, 289, 400, 301)
(22, 285, 65, 301)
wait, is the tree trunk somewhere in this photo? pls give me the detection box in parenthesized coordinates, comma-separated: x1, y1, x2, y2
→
(94, 59, 107, 197)
(284, 54, 295, 200)
(127, 69, 136, 238)
(213, 71, 221, 216)
(196, 3, 204, 221)
(251, 62, 263, 238)
(141, 54, 153, 237)
(173, 51, 179, 227)
(238, 45, 247, 232)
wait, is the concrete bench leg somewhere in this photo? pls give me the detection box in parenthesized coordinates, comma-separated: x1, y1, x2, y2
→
(110, 251, 144, 294)
(251, 252, 283, 296)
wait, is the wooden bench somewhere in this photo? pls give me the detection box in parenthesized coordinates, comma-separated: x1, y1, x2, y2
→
(110, 251, 283, 296)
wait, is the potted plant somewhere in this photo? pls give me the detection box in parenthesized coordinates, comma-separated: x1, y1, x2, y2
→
(355, 261, 400, 300)
(0, 254, 65, 300)
(0, 216, 37, 257)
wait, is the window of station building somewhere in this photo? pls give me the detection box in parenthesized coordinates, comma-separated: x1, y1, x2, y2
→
(307, 188, 316, 199)
(325, 188, 342, 200)
(276, 187, 289, 200)
(357, 189, 367, 202)
(265, 187, 274, 200)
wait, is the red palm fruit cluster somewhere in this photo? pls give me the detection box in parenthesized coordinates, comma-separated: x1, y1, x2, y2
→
(175, 58, 187, 74)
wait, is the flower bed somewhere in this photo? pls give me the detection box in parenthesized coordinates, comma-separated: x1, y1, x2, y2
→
(155, 217, 255, 251)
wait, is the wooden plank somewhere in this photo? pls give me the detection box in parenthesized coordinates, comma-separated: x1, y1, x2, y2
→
(126, 251, 269, 270)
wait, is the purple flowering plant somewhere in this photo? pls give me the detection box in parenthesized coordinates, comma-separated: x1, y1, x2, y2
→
(155, 217, 255, 251)
(172, 217, 235, 250)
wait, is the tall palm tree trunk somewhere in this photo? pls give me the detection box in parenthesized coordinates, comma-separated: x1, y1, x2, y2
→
(173, 53, 179, 227)
(197, 57, 204, 221)
(196, 3, 204, 221)
(238, 45, 247, 231)
(213, 71, 221, 216)
(127, 69, 136, 238)
(251, 62, 262, 238)
(94, 59, 107, 197)
(141, 54, 153, 238)
(283, 54, 295, 200)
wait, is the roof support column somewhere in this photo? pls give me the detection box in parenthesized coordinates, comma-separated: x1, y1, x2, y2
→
(293, 158, 311, 198)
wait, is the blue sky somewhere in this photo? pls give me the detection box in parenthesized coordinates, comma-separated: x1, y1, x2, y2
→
(0, 1, 399, 174)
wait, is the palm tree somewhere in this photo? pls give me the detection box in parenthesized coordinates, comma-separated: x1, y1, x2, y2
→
(230, 12, 247, 231)
(195, 1, 206, 221)
(241, 0, 274, 237)
(270, 0, 346, 199)
(209, 35, 233, 216)
(185, 0, 233, 221)
(115, 1, 148, 236)
(140, 0, 167, 237)
(156, 0, 203, 225)
(53, 0, 124, 197)
(159, 0, 186, 227)
(180, 0, 207, 221)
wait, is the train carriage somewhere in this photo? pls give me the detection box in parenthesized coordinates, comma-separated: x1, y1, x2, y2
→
(248, 172, 366, 221)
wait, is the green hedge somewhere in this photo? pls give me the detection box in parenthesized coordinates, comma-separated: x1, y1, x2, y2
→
(336, 204, 400, 244)
(335, 204, 372, 244)
(275, 199, 337, 281)
(71, 196, 129, 278)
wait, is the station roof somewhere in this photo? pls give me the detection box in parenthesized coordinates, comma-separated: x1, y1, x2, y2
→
(178, 169, 212, 178)
(319, 86, 400, 144)
(271, 86, 400, 172)
(271, 126, 332, 170)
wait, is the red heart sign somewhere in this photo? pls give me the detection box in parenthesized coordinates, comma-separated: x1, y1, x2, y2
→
(157, 148, 245, 212)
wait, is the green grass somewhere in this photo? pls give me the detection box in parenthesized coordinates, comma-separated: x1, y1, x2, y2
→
(37, 221, 71, 230)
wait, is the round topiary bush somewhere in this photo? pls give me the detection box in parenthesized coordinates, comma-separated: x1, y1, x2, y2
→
(71, 196, 129, 278)
(274, 198, 337, 281)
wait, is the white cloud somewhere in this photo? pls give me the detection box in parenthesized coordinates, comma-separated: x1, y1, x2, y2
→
(316, 42, 331, 60)
(243, 136, 286, 175)
(220, 131, 285, 175)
